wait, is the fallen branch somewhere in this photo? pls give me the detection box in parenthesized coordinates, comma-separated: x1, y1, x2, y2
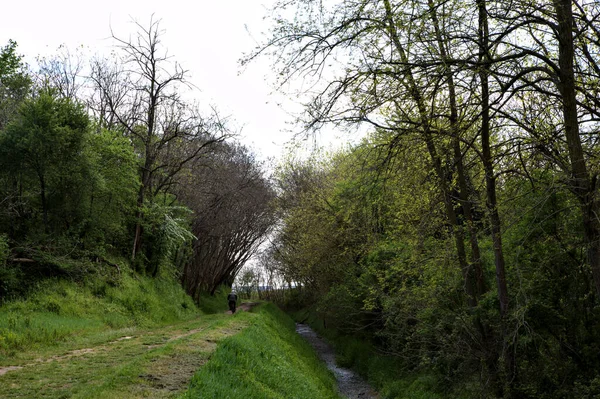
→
(94, 256, 121, 274)
(9, 258, 36, 263)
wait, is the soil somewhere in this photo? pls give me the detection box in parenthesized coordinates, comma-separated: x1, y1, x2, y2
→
(296, 324, 379, 399)
(0, 366, 23, 376)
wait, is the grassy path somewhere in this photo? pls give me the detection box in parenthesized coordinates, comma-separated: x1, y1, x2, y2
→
(0, 311, 250, 398)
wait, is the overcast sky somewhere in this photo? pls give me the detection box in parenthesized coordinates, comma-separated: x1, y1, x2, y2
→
(1, 0, 338, 162)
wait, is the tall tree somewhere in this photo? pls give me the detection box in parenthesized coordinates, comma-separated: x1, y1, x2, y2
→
(246, 0, 489, 306)
(89, 18, 228, 263)
(0, 40, 30, 131)
(178, 143, 276, 299)
(0, 91, 90, 234)
(489, 0, 600, 299)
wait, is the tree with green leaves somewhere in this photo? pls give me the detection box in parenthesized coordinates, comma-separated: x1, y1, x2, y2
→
(0, 90, 90, 235)
(0, 40, 30, 130)
(250, 0, 600, 395)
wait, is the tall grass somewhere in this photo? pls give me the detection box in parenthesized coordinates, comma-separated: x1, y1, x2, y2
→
(196, 287, 229, 314)
(0, 271, 199, 358)
(181, 303, 342, 399)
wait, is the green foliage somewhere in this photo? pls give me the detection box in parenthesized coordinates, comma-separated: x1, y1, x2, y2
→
(181, 303, 341, 399)
(82, 129, 140, 251)
(271, 132, 600, 398)
(294, 308, 474, 399)
(0, 95, 141, 295)
(0, 40, 31, 130)
(0, 234, 8, 267)
(0, 234, 21, 301)
(0, 90, 91, 237)
(139, 201, 195, 277)
(497, 175, 600, 397)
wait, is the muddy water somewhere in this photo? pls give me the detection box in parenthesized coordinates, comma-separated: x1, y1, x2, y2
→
(296, 324, 378, 399)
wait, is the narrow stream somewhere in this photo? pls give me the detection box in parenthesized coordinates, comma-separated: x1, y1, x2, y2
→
(296, 324, 378, 399)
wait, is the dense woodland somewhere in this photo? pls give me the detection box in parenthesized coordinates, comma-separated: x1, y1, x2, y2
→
(2, 0, 600, 397)
(0, 21, 275, 302)
(247, 0, 600, 398)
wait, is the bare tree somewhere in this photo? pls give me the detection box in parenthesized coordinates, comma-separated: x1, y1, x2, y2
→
(36, 45, 85, 100)
(89, 17, 228, 262)
(178, 143, 276, 300)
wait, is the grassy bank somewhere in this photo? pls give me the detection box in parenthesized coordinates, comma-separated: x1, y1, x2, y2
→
(0, 269, 247, 398)
(293, 309, 475, 399)
(0, 268, 200, 360)
(0, 274, 344, 398)
(181, 303, 342, 399)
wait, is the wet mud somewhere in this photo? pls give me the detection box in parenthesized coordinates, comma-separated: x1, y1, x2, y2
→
(296, 324, 378, 399)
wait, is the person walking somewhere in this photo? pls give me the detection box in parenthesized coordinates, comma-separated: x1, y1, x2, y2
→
(227, 290, 238, 313)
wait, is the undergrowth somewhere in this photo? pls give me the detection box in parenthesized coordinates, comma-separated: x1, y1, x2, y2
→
(292, 308, 476, 399)
(181, 303, 342, 399)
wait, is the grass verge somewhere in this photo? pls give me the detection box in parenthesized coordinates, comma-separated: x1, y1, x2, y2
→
(181, 303, 342, 399)
(0, 313, 249, 398)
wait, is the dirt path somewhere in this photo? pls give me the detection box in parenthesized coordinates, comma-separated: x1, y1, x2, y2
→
(225, 301, 260, 314)
(296, 324, 379, 399)
(0, 314, 250, 398)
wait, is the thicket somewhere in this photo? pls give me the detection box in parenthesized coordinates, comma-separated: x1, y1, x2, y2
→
(292, 308, 473, 399)
(0, 21, 275, 306)
(268, 141, 600, 398)
(246, 0, 600, 396)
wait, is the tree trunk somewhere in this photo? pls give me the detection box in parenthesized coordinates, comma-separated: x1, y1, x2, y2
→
(131, 157, 152, 263)
(477, 0, 514, 392)
(38, 171, 48, 233)
(552, 0, 600, 299)
(428, 0, 486, 300)
(477, 0, 509, 318)
(131, 185, 144, 263)
(384, 0, 478, 306)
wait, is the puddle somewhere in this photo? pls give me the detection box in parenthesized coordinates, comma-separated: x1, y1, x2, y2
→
(296, 324, 378, 399)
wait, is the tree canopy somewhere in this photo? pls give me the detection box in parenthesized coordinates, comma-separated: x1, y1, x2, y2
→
(247, 0, 600, 396)
(0, 26, 274, 305)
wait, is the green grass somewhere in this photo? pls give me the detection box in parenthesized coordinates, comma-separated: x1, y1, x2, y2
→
(0, 313, 248, 398)
(1, 273, 386, 398)
(195, 287, 230, 314)
(0, 271, 199, 360)
(0, 273, 346, 398)
(181, 303, 342, 399)
(0, 265, 253, 398)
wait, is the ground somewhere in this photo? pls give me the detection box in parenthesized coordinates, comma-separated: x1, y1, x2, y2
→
(0, 307, 255, 398)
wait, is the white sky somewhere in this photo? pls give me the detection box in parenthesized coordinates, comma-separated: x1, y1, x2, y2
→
(1, 0, 349, 162)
